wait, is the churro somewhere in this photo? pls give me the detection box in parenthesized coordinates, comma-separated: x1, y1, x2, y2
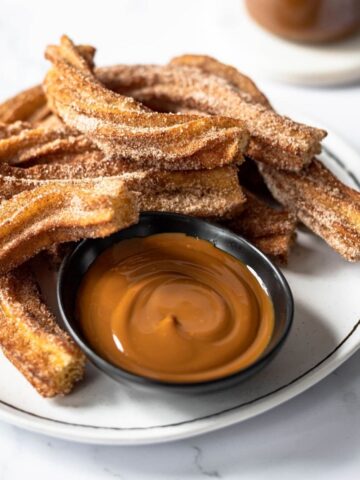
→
(170, 54, 271, 107)
(44, 36, 248, 170)
(260, 159, 360, 261)
(227, 190, 297, 263)
(0, 265, 85, 397)
(0, 45, 96, 126)
(0, 86, 47, 124)
(1, 50, 325, 172)
(98, 63, 326, 171)
(0, 121, 32, 139)
(0, 34, 357, 399)
(0, 178, 138, 273)
(0, 123, 97, 166)
(0, 162, 245, 219)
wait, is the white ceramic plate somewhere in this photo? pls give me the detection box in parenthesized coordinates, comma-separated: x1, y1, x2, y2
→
(0, 113, 359, 445)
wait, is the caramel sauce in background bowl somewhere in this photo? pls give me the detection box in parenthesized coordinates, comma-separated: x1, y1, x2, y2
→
(245, 0, 360, 43)
(58, 213, 294, 393)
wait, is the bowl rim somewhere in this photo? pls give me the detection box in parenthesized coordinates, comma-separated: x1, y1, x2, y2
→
(57, 211, 294, 388)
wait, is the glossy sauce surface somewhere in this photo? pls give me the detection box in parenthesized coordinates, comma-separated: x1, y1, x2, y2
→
(76, 233, 274, 383)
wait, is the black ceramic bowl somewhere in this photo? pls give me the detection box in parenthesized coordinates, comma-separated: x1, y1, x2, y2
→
(57, 212, 294, 393)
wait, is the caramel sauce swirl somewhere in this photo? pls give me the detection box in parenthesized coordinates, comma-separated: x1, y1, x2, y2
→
(77, 233, 274, 383)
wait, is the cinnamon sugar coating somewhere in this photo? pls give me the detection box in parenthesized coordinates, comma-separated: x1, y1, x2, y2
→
(170, 54, 271, 108)
(0, 265, 85, 397)
(98, 63, 326, 171)
(1, 52, 325, 172)
(0, 161, 245, 219)
(0, 178, 138, 273)
(0, 86, 47, 124)
(260, 159, 360, 261)
(227, 190, 297, 264)
(43, 36, 248, 170)
(0, 122, 96, 166)
(0, 45, 95, 125)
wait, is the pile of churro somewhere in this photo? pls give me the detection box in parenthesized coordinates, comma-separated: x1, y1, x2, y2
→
(0, 36, 359, 397)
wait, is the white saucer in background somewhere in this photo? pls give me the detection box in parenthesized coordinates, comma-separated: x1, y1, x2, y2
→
(237, 3, 360, 86)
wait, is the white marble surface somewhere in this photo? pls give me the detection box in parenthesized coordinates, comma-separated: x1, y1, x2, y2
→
(0, 0, 360, 478)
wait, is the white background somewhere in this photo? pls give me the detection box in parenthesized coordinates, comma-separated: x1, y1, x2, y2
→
(1, 0, 360, 478)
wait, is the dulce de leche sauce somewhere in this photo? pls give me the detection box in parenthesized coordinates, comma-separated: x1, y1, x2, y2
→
(76, 233, 274, 383)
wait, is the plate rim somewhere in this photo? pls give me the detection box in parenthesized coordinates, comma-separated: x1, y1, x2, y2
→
(0, 112, 359, 445)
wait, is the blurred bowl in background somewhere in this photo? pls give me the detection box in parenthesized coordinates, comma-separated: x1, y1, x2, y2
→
(245, 0, 360, 43)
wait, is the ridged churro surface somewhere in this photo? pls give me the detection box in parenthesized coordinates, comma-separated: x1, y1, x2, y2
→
(227, 190, 296, 263)
(99, 62, 326, 171)
(0, 265, 85, 397)
(0, 122, 96, 166)
(0, 162, 245, 219)
(0, 178, 138, 273)
(260, 159, 360, 261)
(44, 36, 248, 170)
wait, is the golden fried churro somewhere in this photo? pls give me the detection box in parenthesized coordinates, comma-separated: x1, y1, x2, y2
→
(227, 190, 296, 263)
(136, 166, 246, 217)
(44, 36, 248, 170)
(260, 159, 360, 261)
(1, 48, 324, 172)
(0, 178, 138, 273)
(0, 86, 47, 124)
(170, 54, 271, 107)
(99, 63, 326, 171)
(0, 121, 31, 139)
(0, 161, 245, 218)
(0, 123, 98, 166)
(0, 265, 85, 397)
(0, 45, 96, 126)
